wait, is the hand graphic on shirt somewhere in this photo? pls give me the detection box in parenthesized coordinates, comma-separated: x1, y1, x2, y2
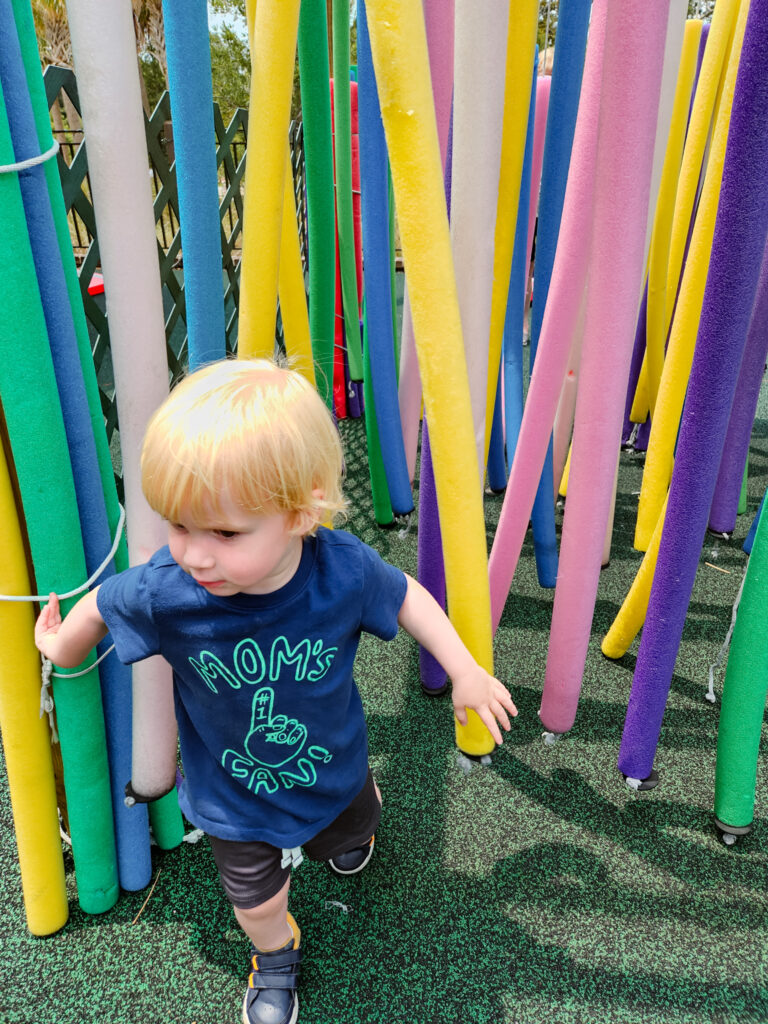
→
(243, 686, 307, 768)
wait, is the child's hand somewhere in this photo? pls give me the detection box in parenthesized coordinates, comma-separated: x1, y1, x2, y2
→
(35, 593, 63, 661)
(451, 667, 518, 746)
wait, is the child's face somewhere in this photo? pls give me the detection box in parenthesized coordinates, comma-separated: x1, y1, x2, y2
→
(166, 495, 303, 597)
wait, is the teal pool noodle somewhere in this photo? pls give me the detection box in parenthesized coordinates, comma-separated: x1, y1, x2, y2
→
(357, 0, 413, 515)
(162, 0, 226, 368)
(0, 87, 117, 915)
(1, 0, 151, 892)
(714, 491, 768, 831)
(298, 0, 336, 405)
(363, 305, 394, 525)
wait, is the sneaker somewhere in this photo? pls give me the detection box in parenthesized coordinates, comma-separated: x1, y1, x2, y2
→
(242, 913, 302, 1024)
(328, 835, 375, 876)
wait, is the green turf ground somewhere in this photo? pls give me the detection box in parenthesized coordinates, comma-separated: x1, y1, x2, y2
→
(2, 394, 768, 1024)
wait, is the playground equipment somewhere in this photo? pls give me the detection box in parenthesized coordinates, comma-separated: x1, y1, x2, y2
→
(3, 0, 768, 937)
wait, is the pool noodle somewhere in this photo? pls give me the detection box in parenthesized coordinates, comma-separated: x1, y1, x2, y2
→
(66, 0, 179, 803)
(714, 483, 768, 832)
(633, 4, 743, 551)
(488, 0, 607, 632)
(709, 236, 768, 533)
(357, 0, 412, 516)
(297, 0, 335, 405)
(331, 0, 362, 379)
(239, 0, 300, 358)
(362, 304, 394, 526)
(539, 0, 669, 736)
(366, 0, 496, 754)
(526, 0, 591, 587)
(502, 56, 539, 474)
(0, 433, 68, 934)
(0, 88, 118, 913)
(416, 106, 454, 694)
(483, 1, 538, 469)
(744, 491, 766, 556)
(661, 0, 740, 371)
(0, 3, 151, 892)
(451, 0, 510, 481)
(644, 19, 701, 417)
(162, 0, 226, 369)
(397, 0, 454, 481)
(278, 141, 315, 386)
(11, 0, 182, 850)
(618, 0, 765, 782)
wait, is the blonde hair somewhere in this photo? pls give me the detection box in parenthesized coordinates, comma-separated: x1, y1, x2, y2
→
(141, 358, 347, 533)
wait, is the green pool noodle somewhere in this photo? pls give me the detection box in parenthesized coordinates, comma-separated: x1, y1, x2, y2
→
(738, 456, 748, 516)
(332, 0, 363, 379)
(298, 0, 336, 407)
(0, 89, 117, 914)
(11, 0, 183, 849)
(362, 303, 394, 525)
(714, 491, 768, 831)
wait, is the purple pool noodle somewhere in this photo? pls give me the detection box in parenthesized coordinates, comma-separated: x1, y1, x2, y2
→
(417, 93, 454, 693)
(418, 420, 448, 691)
(622, 282, 649, 444)
(635, 416, 651, 452)
(618, 0, 768, 781)
(708, 237, 768, 532)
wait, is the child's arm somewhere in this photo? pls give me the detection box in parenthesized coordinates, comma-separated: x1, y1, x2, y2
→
(35, 589, 109, 668)
(397, 574, 517, 745)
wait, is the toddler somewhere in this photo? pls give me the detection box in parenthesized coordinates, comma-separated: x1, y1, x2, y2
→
(35, 358, 517, 1024)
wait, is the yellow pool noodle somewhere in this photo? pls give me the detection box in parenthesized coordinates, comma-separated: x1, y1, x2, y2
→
(239, 0, 301, 358)
(643, 20, 701, 417)
(483, 0, 538, 464)
(366, 0, 496, 755)
(279, 142, 316, 387)
(602, 495, 667, 659)
(558, 441, 572, 499)
(663, 0, 739, 333)
(0, 441, 68, 935)
(634, 0, 748, 552)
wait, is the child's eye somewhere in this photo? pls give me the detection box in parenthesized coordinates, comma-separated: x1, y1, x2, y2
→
(214, 529, 239, 539)
(168, 522, 187, 534)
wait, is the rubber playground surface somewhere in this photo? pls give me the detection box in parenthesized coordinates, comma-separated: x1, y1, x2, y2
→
(2, 396, 768, 1024)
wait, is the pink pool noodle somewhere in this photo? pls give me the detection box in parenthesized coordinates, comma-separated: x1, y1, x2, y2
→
(398, 0, 454, 478)
(488, 0, 607, 631)
(539, 0, 670, 734)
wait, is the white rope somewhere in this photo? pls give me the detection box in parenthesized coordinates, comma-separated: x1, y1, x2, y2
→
(706, 568, 747, 703)
(0, 139, 60, 174)
(0, 505, 126, 603)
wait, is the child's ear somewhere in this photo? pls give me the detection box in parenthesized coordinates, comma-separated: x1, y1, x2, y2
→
(291, 489, 325, 536)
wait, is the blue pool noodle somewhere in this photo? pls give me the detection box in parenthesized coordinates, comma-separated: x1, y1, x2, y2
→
(502, 50, 538, 477)
(162, 0, 226, 368)
(0, 4, 151, 891)
(356, 1, 413, 515)
(528, 0, 591, 586)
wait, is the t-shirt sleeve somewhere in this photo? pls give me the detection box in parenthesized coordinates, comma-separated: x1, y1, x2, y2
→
(357, 539, 408, 641)
(96, 562, 161, 664)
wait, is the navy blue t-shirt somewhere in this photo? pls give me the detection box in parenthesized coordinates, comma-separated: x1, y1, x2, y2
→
(97, 527, 407, 846)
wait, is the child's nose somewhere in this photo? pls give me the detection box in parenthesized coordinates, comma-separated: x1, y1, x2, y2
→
(184, 537, 215, 569)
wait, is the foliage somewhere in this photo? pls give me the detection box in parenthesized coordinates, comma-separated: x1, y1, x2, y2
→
(209, 24, 251, 123)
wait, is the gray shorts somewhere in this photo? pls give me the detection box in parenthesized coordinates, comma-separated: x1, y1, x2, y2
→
(208, 769, 381, 909)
